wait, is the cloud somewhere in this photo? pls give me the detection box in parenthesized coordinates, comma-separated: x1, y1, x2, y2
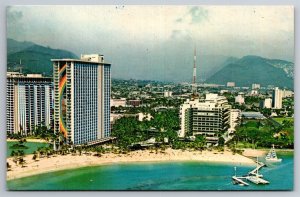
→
(189, 6, 208, 23)
(175, 6, 208, 24)
(6, 6, 294, 82)
(7, 7, 23, 23)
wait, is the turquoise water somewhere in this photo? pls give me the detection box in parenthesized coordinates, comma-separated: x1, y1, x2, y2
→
(7, 152, 293, 191)
(7, 141, 49, 157)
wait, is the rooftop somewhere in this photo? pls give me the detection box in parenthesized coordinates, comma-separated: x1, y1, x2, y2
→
(51, 58, 111, 65)
(52, 54, 110, 65)
(7, 72, 51, 79)
(241, 112, 265, 119)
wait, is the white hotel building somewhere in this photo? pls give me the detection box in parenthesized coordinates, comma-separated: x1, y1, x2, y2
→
(6, 72, 53, 135)
(179, 94, 231, 144)
(52, 54, 111, 145)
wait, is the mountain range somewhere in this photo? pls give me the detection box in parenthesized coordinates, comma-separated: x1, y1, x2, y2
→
(205, 55, 294, 89)
(7, 38, 78, 76)
(7, 39, 294, 89)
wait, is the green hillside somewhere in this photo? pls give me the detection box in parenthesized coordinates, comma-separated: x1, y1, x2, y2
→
(7, 38, 35, 54)
(7, 39, 78, 76)
(205, 55, 294, 89)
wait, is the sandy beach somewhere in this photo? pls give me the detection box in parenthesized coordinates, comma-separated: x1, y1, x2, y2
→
(242, 148, 267, 157)
(7, 148, 255, 180)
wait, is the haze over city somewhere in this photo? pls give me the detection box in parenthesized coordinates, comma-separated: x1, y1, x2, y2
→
(7, 6, 294, 82)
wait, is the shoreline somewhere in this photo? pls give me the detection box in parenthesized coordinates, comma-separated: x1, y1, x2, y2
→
(241, 148, 294, 157)
(7, 148, 255, 181)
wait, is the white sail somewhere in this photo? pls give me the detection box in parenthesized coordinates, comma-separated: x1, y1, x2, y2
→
(265, 145, 282, 162)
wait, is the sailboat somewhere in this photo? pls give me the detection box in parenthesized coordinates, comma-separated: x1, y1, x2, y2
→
(265, 144, 282, 162)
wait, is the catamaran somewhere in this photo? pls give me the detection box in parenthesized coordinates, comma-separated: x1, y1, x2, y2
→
(265, 144, 282, 162)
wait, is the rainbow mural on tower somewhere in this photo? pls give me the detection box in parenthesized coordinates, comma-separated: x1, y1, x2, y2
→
(59, 63, 67, 137)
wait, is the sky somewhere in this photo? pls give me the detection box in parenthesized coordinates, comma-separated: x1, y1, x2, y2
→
(7, 6, 294, 82)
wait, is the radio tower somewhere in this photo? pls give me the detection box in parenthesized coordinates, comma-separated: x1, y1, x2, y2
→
(192, 46, 197, 96)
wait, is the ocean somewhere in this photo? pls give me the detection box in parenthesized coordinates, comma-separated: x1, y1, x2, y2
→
(7, 152, 293, 191)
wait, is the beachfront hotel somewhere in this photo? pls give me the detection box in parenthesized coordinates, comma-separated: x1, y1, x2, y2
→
(6, 72, 53, 135)
(52, 54, 111, 145)
(179, 93, 231, 145)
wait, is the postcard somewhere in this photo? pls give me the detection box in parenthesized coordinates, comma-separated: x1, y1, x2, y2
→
(6, 5, 294, 191)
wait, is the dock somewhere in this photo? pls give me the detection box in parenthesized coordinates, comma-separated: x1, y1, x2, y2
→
(232, 159, 269, 186)
(232, 176, 249, 186)
(246, 176, 269, 185)
(248, 161, 266, 177)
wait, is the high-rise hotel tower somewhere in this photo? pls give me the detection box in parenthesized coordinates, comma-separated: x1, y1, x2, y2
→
(6, 72, 53, 135)
(52, 54, 111, 145)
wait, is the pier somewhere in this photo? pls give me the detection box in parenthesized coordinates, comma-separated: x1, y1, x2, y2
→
(232, 159, 269, 186)
(248, 161, 266, 177)
(232, 176, 249, 186)
(246, 176, 269, 185)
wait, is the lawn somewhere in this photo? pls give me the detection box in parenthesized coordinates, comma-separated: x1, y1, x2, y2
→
(7, 141, 50, 157)
(272, 117, 294, 124)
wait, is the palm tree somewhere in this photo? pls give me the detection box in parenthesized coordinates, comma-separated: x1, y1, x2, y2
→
(19, 157, 26, 168)
(77, 146, 82, 156)
(7, 162, 11, 171)
(32, 154, 37, 161)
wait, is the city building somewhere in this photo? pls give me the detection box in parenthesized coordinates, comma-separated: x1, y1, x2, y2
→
(138, 113, 153, 121)
(252, 83, 261, 90)
(110, 113, 124, 125)
(179, 93, 231, 145)
(220, 90, 229, 94)
(241, 111, 265, 119)
(6, 72, 53, 135)
(127, 99, 142, 107)
(250, 90, 259, 96)
(272, 87, 282, 109)
(229, 109, 241, 132)
(235, 92, 245, 105)
(260, 98, 272, 109)
(52, 54, 111, 145)
(227, 82, 235, 87)
(282, 89, 294, 98)
(164, 91, 173, 97)
(111, 98, 126, 107)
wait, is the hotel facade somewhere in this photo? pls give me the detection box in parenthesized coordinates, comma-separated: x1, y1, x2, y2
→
(6, 72, 53, 135)
(52, 54, 111, 145)
(179, 94, 231, 145)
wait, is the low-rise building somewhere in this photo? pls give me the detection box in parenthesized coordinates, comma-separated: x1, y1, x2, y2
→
(235, 92, 245, 105)
(111, 98, 126, 107)
(260, 98, 272, 109)
(127, 99, 142, 107)
(282, 89, 294, 98)
(227, 82, 235, 87)
(164, 91, 173, 97)
(138, 113, 153, 121)
(241, 111, 265, 119)
(252, 83, 261, 90)
(250, 89, 259, 96)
